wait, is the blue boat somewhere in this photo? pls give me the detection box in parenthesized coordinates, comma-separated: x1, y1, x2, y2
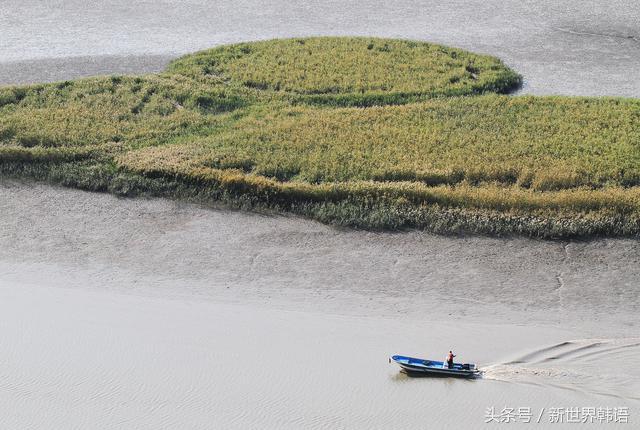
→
(390, 355, 480, 378)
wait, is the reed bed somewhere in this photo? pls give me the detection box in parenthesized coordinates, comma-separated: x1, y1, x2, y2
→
(1, 37, 639, 237)
(144, 95, 638, 190)
(0, 74, 248, 149)
(167, 37, 521, 106)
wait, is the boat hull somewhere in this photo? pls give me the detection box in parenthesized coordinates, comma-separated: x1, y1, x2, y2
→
(391, 355, 480, 378)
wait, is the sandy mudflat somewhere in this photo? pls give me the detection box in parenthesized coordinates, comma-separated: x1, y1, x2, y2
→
(1, 182, 639, 429)
(1, 0, 639, 427)
(0, 55, 175, 86)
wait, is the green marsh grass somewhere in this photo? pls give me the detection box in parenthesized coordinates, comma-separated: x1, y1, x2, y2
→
(1, 37, 639, 237)
(167, 37, 522, 106)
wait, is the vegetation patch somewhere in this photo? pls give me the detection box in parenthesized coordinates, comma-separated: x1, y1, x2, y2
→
(166, 37, 521, 106)
(1, 37, 639, 238)
(123, 96, 640, 189)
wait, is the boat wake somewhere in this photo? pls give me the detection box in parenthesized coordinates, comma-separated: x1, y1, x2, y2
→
(481, 338, 640, 401)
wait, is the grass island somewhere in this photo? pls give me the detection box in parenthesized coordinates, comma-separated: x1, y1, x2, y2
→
(1, 37, 639, 237)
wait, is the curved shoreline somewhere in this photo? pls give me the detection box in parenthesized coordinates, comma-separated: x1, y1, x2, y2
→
(3, 180, 639, 330)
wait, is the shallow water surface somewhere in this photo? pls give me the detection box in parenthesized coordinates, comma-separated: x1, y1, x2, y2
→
(3, 279, 636, 429)
(1, 0, 639, 96)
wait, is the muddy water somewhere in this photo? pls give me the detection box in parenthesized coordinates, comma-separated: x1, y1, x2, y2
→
(1, 183, 639, 429)
(1, 0, 639, 96)
(1, 1, 639, 428)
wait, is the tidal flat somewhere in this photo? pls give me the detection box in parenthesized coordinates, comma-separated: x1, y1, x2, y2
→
(1, 1, 639, 428)
(1, 182, 639, 428)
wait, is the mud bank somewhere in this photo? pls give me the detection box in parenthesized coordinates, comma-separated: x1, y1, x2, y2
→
(1, 182, 638, 429)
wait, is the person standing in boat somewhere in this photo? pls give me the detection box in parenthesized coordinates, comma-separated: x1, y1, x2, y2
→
(446, 350, 456, 369)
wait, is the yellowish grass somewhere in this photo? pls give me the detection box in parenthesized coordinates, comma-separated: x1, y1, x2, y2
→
(1, 37, 639, 236)
(167, 37, 521, 106)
